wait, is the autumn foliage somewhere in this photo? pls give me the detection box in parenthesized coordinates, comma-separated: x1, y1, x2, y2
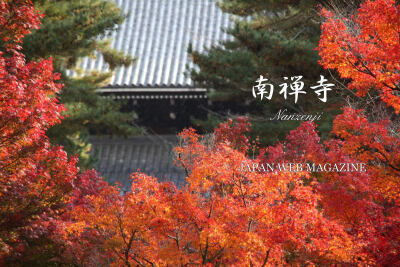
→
(261, 108, 400, 266)
(0, 0, 105, 264)
(1, 0, 400, 266)
(69, 125, 354, 266)
(68, 113, 399, 266)
(317, 0, 400, 112)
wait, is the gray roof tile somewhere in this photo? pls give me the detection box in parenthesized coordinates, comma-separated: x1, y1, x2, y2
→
(68, 0, 234, 88)
(90, 135, 187, 191)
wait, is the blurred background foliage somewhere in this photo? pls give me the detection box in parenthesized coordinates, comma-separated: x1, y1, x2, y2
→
(23, 0, 141, 169)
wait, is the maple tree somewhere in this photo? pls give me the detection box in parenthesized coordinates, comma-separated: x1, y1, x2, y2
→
(313, 2, 400, 263)
(0, 1, 108, 264)
(317, 0, 400, 112)
(67, 113, 399, 266)
(66, 111, 399, 266)
(69, 120, 362, 266)
(0, 0, 72, 262)
(260, 107, 400, 265)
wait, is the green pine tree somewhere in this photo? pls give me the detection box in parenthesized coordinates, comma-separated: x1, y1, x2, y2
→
(23, 0, 141, 168)
(189, 0, 359, 145)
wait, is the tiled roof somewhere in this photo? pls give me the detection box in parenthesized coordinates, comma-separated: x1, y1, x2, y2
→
(89, 135, 187, 191)
(71, 0, 234, 88)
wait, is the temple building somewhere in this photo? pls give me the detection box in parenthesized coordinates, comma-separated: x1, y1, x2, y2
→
(72, 0, 235, 189)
